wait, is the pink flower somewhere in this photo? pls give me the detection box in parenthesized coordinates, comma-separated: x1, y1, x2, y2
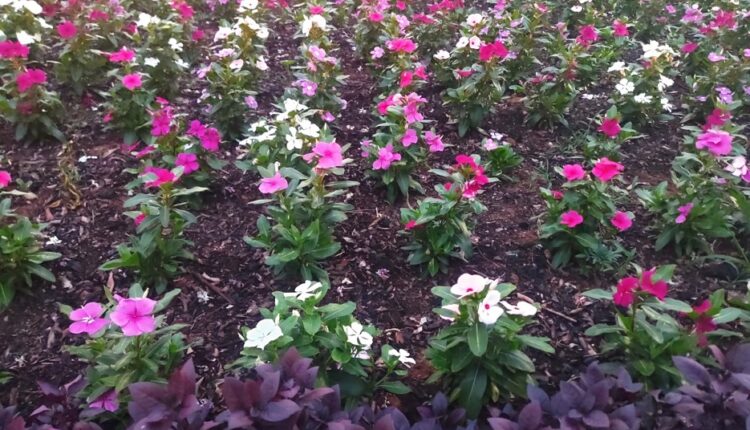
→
(478, 41, 509, 62)
(612, 20, 628, 37)
(309, 5, 324, 14)
(560, 210, 584, 228)
(134, 213, 146, 226)
(150, 106, 173, 136)
(57, 21, 77, 39)
(424, 131, 444, 152)
(245, 96, 258, 109)
(109, 297, 157, 336)
(303, 141, 344, 169)
(321, 111, 335, 122)
(370, 46, 384, 59)
(707, 52, 725, 62)
(141, 167, 175, 188)
(0, 170, 10, 188)
(373, 144, 401, 170)
(665, 4, 676, 14)
(294, 79, 317, 96)
(562, 164, 586, 181)
(192, 29, 205, 41)
(598, 118, 621, 138)
(681, 42, 699, 54)
(402, 92, 426, 124)
(68, 302, 108, 335)
(592, 158, 624, 182)
(368, 12, 384, 22)
(696, 129, 732, 155)
(404, 219, 417, 230)
(175, 153, 199, 174)
(259, 171, 288, 194)
(613, 277, 638, 307)
(122, 73, 142, 91)
(377, 94, 396, 115)
(89, 390, 118, 412)
(0, 41, 29, 59)
(641, 269, 668, 300)
(108, 47, 135, 63)
(693, 299, 711, 314)
(675, 202, 693, 224)
(704, 108, 730, 130)
(400, 70, 414, 88)
(402, 129, 418, 147)
(199, 127, 221, 152)
(16, 69, 47, 93)
(386, 38, 417, 54)
(576, 25, 599, 47)
(610, 211, 633, 231)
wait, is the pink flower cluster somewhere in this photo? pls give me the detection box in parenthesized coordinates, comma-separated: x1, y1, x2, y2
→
(0, 41, 30, 59)
(17, 69, 47, 93)
(613, 269, 669, 307)
(303, 141, 344, 170)
(68, 297, 157, 337)
(187, 120, 222, 152)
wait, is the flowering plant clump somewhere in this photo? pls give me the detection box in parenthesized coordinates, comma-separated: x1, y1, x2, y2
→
(238, 98, 330, 171)
(236, 280, 411, 403)
(583, 265, 737, 389)
(539, 158, 635, 272)
(427, 274, 553, 418)
(0, 190, 61, 309)
(51, 16, 109, 95)
(362, 91, 442, 202)
(203, 1, 270, 137)
(100, 165, 206, 293)
(401, 154, 491, 276)
(0, 40, 64, 142)
(288, 42, 346, 118)
(244, 148, 357, 281)
(61, 283, 187, 413)
(479, 132, 522, 180)
(581, 106, 641, 160)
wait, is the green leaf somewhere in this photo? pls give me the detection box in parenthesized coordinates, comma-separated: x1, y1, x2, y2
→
(467, 323, 488, 357)
(458, 365, 487, 418)
(517, 335, 554, 353)
(379, 380, 411, 394)
(582, 289, 613, 300)
(713, 307, 745, 324)
(302, 313, 322, 335)
(585, 324, 622, 336)
(652, 298, 692, 313)
(320, 302, 356, 321)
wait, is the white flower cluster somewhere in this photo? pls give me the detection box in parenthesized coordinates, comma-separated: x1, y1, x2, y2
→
(442, 274, 539, 326)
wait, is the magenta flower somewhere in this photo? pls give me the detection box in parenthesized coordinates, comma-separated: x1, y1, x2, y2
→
(696, 130, 732, 155)
(150, 106, 173, 136)
(245, 95, 258, 109)
(560, 210, 584, 228)
(675, 202, 694, 224)
(141, 167, 175, 188)
(122, 73, 142, 91)
(386, 38, 417, 53)
(592, 158, 624, 182)
(16, 69, 47, 93)
(175, 153, 199, 174)
(402, 129, 418, 147)
(303, 141, 344, 169)
(576, 25, 599, 47)
(562, 164, 586, 181)
(109, 297, 157, 336)
(0, 170, 10, 188)
(200, 127, 221, 152)
(373, 144, 401, 170)
(0, 41, 29, 59)
(259, 171, 288, 194)
(294, 79, 317, 97)
(403, 92, 426, 124)
(68, 303, 108, 335)
(610, 211, 633, 232)
(108, 47, 135, 63)
(612, 20, 628, 37)
(424, 131, 444, 152)
(57, 21, 78, 39)
(598, 118, 621, 139)
(89, 389, 118, 412)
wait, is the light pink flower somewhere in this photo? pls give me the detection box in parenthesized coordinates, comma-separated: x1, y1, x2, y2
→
(259, 171, 288, 194)
(69, 302, 108, 335)
(562, 164, 585, 181)
(560, 210, 584, 228)
(696, 130, 732, 155)
(402, 129, 418, 147)
(303, 141, 344, 169)
(175, 153, 199, 174)
(450, 274, 491, 298)
(676, 202, 693, 224)
(373, 144, 401, 170)
(592, 158, 624, 182)
(424, 131, 444, 152)
(610, 211, 633, 231)
(109, 297, 157, 336)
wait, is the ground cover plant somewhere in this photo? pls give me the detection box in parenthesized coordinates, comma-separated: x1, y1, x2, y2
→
(2, 0, 750, 428)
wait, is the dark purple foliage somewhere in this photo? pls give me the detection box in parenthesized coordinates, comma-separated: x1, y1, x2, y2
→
(127, 358, 212, 430)
(656, 344, 750, 429)
(1, 404, 26, 430)
(27, 376, 101, 430)
(488, 362, 641, 430)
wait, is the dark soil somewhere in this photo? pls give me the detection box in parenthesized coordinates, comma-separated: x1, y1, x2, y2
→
(0, 9, 741, 416)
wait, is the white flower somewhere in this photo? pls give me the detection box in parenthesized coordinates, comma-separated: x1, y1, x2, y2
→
(301, 15, 327, 36)
(238, 0, 258, 11)
(136, 13, 160, 27)
(450, 274, 494, 298)
(144, 57, 160, 67)
(243, 318, 283, 350)
(468, 36, 481, 50)
(283, 98, 305, 113)
(615, 79, 635, 95)
(168, 38, 183, 52)
(344, 321, 373, 348)
(257, 27, 269, 39)
(571, 5, 583, 12)
(45, 236, 62, 246)
(726, 156, 748, 177)
(175, 59, 189, 69)
(456, 36, 469, 49)
(16, 31, 36, 45)
(607, 61, 626, 73)
(478, 290, 504, 325)
(285, 128, 303, 150)
(196, 290, 210, 303)
(634, 93, 653, 104)
(658, 75, 674, 92)
(660, 97, 673, 112)
(641, 40, 675, 60)
(214, 26, 232, 41)
(388, 348, 416, 367)
(434, 50, 450, 60)
(297, 118, 320, 137)
(255, 57, 268, 71)
(229, 59, 244, 70)
(288, 280, 323, 301)
(466, 13, 483, 26)
(501, 300, 538, 316)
